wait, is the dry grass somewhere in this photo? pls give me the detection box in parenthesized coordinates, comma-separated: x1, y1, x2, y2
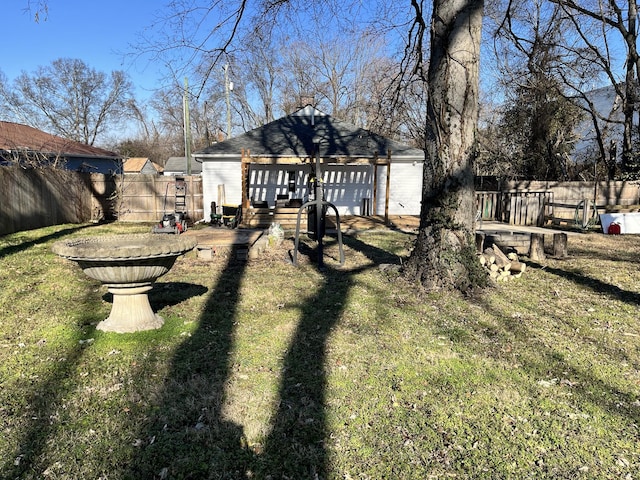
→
(1, 222, 639, 479)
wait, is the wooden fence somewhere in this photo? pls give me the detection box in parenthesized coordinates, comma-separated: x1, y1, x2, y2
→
(115, 174, 203, 223)
(477, 190, 550, 226)
(477, 181, 640, 226)
(3, 167, 640, 234)
(0, 168, 204, 236)
(0, 167, 111, 235)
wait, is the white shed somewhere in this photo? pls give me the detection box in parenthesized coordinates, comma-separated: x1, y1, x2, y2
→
(193, 106, 425, 225)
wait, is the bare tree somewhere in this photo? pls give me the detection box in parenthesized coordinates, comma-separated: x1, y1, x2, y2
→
(131, 0, 488, 291)
(232, 29, 282, 126)
(2, 58, 135, 146)
(1, 146, 67, 169)
(24, 0, 48, 22)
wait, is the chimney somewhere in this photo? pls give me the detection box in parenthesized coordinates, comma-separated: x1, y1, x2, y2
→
(299, 94, 315, 108)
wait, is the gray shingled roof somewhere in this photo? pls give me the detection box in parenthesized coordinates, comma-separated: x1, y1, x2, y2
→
(164, 156, 202, 174)
(195, 106, 424, 160)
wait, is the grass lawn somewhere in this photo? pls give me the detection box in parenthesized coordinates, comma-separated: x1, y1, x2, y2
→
(0, 222, 639, 479)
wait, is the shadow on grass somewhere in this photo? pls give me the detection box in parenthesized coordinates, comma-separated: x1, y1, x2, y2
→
(292, 233, 403, 267)
(0, 225, 115, 477)
(473, 293, 640, 426)
(0, 289, 94, 478)
(342, 234, 405, 265)
(124, 245, 254, 478)
(0, 223, 100, 259)
(431, 258, 640, 436)
(101, 282, 210, 311)
(255, 263, 354, 478)
(568, 239, 640, 266)
(124, 232, 394, 478)
(526, 260, 640, 306)
(256, 234, 396, 477)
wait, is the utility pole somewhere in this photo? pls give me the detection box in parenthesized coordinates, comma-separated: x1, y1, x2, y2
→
(224, 63, 233, 139)
(183, 77, 192, 175)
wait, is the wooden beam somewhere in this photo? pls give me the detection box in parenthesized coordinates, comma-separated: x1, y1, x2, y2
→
(240, 155, 388, 165)
(241, 149, 250, 208)
(385, 149, 391, 226)
(248, 157, 308, 165)
(372, 154, 378, 216)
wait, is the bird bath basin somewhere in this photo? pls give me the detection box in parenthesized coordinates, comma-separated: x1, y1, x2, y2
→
(52, 234, 197, 333)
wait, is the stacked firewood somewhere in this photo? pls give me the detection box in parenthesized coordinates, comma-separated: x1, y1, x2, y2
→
(479, 243, 527, 281)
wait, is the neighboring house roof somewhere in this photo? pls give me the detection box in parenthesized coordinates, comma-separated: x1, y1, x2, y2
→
(195, 106, 425, 162)
(123, 157, 163, 174)
(164, 156, 202, 174)
(573, 84, 625, 162)
(0, 121, 120, 158)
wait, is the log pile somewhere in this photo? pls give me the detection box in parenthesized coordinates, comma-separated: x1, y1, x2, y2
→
(479, 243, 527, 282)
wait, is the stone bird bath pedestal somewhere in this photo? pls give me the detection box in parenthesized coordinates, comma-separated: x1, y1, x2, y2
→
(52, 234, 197, 333)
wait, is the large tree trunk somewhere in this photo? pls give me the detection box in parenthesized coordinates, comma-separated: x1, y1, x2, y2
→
(404, 0, 487, 292)
(622, 0, 639, 176)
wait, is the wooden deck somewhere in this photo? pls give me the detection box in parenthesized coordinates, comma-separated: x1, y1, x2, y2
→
(241, 209, 422, 233)
(183, 227, 264, 248)
(185, 219, 574, 248)
(477, 221, 581, 236)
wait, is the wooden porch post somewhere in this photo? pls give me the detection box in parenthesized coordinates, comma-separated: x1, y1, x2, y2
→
(385, 149, 391, 226)
(241, 149, 250, 209)
(372, 155, 378, 217)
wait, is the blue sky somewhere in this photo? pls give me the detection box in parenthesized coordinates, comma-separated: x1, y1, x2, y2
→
(3, 1, 627, 110)
(2, 1, 165, 99)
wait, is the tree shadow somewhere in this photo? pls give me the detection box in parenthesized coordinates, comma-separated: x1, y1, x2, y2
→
(101, 282, 210, 311)
(253, 233, 399, 477)
(0, 223, 98, 259)
(124, 231, 397, 478)
(565, 240, 640, 266)
(124, 246, 254, 478)
(291, 232, 404, 267)
(526, 260, 640, 306)
(342, 234, 405, 265)
(0, 224, 122, 478)
(254, 266, 352, 478)
(468, 293, 640, 427)
(430, 257, 640, 436)
(0, 288, 94, 478)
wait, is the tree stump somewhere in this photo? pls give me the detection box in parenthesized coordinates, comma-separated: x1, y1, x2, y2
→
(475, 232, 485, 253)
(529, 233, 545, 261)
(553, 233, 567, 258)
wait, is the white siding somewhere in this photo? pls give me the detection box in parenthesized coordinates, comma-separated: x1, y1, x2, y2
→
(202, 159, 422, 221)
(202, 159, 242, 221)
(322, 165, 372, 215)
(375, 162, 423, 215)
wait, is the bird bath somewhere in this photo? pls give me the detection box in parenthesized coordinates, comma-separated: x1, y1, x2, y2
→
(52, 234, 197, 333)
